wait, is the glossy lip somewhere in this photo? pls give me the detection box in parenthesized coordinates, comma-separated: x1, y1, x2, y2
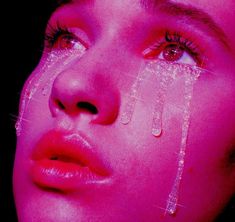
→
(30, 130, 111, 192)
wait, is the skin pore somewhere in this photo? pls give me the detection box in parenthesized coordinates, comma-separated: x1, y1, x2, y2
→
(14, 0, 235, 221)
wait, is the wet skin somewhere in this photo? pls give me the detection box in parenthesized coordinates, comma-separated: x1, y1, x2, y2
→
(14, 0, 235, 221)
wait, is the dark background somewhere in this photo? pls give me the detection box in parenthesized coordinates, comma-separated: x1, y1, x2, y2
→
(0, 0, 234, 221)
(1, 1, 56, 220)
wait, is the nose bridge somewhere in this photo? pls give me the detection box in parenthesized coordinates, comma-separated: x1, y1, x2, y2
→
(49, 45, 121, 125)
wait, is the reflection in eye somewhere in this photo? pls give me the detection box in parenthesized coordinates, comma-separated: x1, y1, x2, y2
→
(53, 34, 80, 50)
(143, 31, 201, 66)
(44, 24, 88, 51)
(158, 44, 196, 66)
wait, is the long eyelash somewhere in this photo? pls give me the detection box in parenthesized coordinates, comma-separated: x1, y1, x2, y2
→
(165, 31, 200, 59)
(44, 23, 71, 48)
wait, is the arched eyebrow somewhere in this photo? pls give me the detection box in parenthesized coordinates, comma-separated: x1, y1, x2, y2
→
(140, 0, 229, 49)
(55, 0, 229, 50)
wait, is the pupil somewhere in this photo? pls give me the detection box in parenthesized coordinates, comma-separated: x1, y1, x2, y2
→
(59, 35, 75, 49)
(163, 44, 184, 62)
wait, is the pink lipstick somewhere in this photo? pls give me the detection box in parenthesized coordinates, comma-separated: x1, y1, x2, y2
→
(30, 130, 111, 192)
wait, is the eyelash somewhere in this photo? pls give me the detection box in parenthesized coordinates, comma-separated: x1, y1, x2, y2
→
(147, 31, 201, 63)
(44, 24, 74, 48)
(166, 31, 199, 57)
(44, 24, 202, 65)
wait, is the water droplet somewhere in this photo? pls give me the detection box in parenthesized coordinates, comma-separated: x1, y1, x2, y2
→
(41, 84, 50, 96)
(165, 194, 178, 215)
(150, 61, 176, 137)
(15, 120, 22, 137)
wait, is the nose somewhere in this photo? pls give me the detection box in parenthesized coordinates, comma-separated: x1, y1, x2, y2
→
(49, 66, 120, 125)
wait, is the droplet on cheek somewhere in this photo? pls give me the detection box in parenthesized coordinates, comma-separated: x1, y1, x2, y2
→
(150, 61, 179, 137)
(15, 117, 22, 137)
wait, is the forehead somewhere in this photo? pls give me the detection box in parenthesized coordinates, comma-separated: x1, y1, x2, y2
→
(56, 0, 235, 24)
(55, 0, 235, 55)
(57, 0, 235, 8)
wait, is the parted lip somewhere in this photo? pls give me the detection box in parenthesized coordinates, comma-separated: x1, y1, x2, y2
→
(30, 130, 111, 191)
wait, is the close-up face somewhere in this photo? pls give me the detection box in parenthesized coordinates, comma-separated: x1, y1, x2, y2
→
(13, 0, 235, 221)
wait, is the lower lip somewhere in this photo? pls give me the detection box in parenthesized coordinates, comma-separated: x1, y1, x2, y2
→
(31, 159, 109, 191)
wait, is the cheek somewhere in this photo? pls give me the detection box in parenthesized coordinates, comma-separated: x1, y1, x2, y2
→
(188, 77, 235, 170)
(121, 59, 201, 137)
(191, 76, 235, 138)
(119, 59, 203, 215)
(119, 59, 235, 217)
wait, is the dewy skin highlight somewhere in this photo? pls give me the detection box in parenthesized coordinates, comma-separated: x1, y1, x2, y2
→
(122, 59, 201, 215)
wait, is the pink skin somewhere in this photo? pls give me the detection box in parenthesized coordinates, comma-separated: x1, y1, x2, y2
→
(13, 0, 235, 221)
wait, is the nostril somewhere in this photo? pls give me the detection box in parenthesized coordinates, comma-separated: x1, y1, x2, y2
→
(56, 100, 66, 110)
(77, 102, 98, 114)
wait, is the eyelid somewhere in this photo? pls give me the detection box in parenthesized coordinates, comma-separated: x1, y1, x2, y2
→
(142, 31, 203, 66)
(68, 27, 91, 48)
(44, 23, 91, 50)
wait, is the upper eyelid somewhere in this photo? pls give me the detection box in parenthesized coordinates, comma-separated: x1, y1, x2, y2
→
(164, 32, 199, 53)
(143, 32, 199, 53)
(45, 23, 91, 47)
(142, 31, 203, 65)
(67, 27, 91, 47)
(46, 6, 99, 42)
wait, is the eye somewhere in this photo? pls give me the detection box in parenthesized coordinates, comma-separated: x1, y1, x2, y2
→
(44, 25, 88, 51)
(53, 33, 83, 50)
(143, 32, 200, 66)
(158, 44, 196, 66)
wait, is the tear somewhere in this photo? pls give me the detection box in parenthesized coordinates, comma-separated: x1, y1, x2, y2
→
(165, 65, 201, 215)
(15, 49, 84, 136)
(121, 62, 149, 124)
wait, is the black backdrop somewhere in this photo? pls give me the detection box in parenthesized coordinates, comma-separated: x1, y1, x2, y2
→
(1, 1, 56, 220)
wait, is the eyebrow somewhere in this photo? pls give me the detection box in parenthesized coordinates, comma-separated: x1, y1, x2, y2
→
(140, 0, 229, 49)
(55, 0, 229, 49)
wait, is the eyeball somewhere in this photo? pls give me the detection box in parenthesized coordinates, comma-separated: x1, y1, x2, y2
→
(158, 44, 196, 66)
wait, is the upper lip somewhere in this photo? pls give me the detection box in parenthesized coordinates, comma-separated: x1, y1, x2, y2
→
(31, 130, 111, 177)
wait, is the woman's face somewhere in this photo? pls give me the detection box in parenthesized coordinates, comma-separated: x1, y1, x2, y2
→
(14, 0, 235, 221)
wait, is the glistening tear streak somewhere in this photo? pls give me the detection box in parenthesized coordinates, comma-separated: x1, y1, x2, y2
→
(16, 51, 201, 216)
(15, 47, 86, 137)
(121, 59, 201, 215)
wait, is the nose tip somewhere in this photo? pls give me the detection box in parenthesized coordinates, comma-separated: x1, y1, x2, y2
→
(49, 73, 120, 124)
